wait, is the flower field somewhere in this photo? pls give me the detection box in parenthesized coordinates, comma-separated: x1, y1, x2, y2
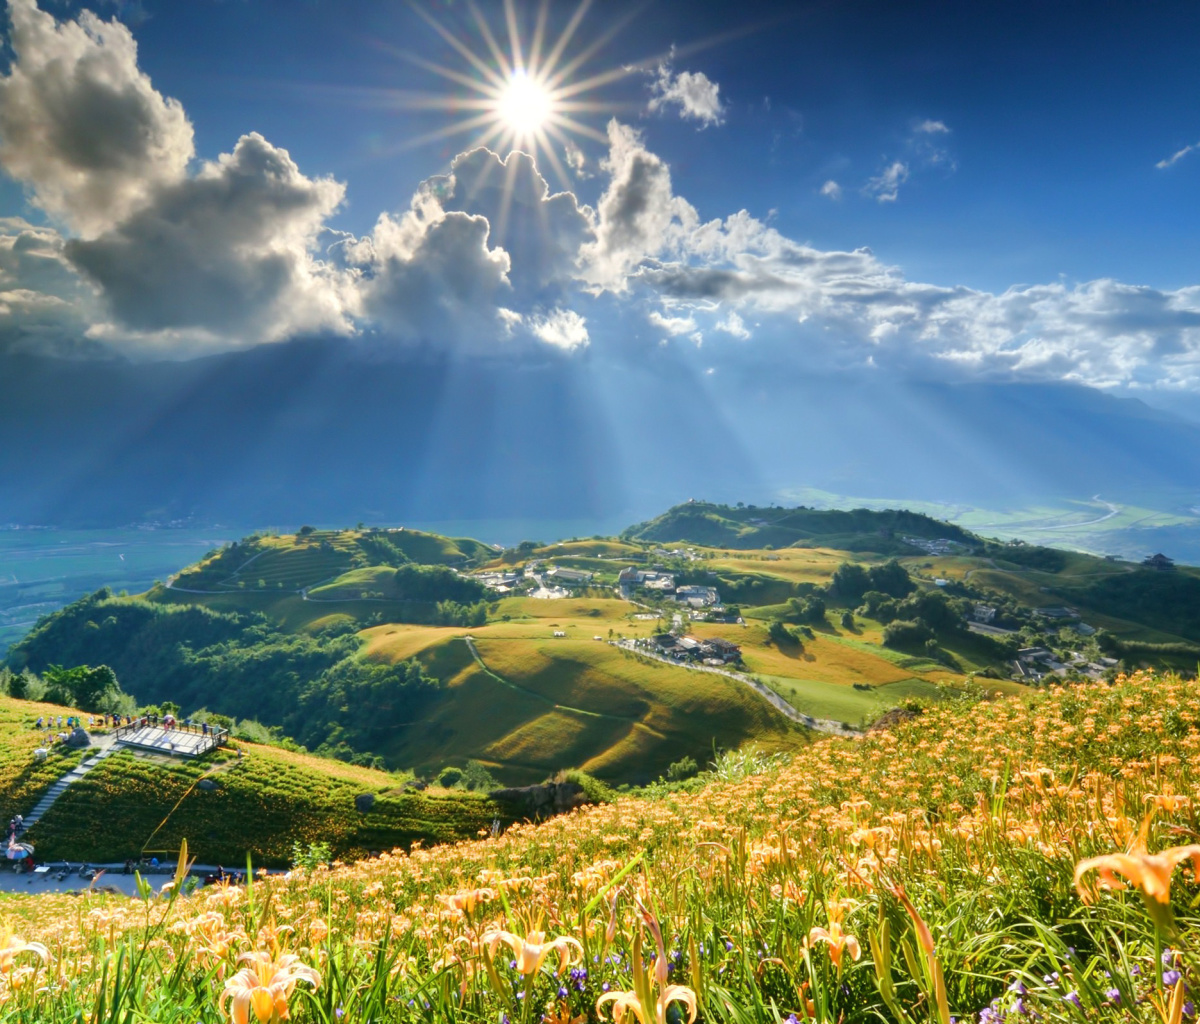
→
(1, 670, 1199, 1024)
(26, 742, 519, 865)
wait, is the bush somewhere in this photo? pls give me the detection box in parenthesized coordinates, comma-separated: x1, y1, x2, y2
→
(666, 755, 698, 781)
(882, 618, 934, 649)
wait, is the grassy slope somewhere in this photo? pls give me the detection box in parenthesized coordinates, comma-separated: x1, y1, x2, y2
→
(17, 513, 1199, 801)
(0, 696, 95, 827)
(359, 595, 807, 784)
(5, 670, 1198, 1024)
(20, 728, 517, 866)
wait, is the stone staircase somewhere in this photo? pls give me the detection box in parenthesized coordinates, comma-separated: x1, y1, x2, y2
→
(21, 742, 122, 833)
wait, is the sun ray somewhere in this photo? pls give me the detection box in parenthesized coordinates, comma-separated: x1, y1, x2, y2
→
(528, 0, 550, 78)
(401, 53, 501, 98)
(543, 6, 642, 91)
(389, 0, 636, 234)
(409, 3, 508, 92)
(546, 112, 609, 144)
(504, 0, 525, 74)
(391, 110, 505, 152)
(540, 0, 592, 81)
(469, 0, 515, 81)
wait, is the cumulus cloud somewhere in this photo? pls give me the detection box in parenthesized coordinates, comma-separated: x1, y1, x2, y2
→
(67, 132, 353, 350)
(1157, 141, 1199, 169)
(0, 0, 194, 237)
(865, 161, 908, 202)
(529, 308, 589, 350)
(915, 119, 950, 134)
(648, 61, 725, 127)
(579, 120, 699, 291)
(715, 309, 750, 340)
(433, 148, 593, 298)
(648, 309, 698, 336)
(820, 180, 842, 200)
(0, 217, 96, 353)
(339, 189, 512, 349)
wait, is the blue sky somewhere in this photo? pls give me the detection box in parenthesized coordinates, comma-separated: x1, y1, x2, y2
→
(4, 0, 1200, 400)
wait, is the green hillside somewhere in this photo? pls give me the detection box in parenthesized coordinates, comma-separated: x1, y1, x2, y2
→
(7, 506, 1199, 795)
(622, 500, 977, 551)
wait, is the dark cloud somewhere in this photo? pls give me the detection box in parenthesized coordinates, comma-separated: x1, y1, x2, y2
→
(66, 132, 351, 351)
(0, 0, 193, 236)
(436, 148, 593, 299)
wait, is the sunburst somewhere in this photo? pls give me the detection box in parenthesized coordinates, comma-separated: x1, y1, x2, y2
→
(393, 0, 637, 188)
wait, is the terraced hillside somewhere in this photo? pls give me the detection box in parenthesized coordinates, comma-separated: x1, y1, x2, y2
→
(9, 505, 1199, 789)
(0, 693, 517, 865)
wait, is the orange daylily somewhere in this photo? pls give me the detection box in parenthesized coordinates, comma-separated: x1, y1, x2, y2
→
(220, 951, 321, 1024)
(484, 927, 583, 976)
(1074, 841, 1200, 933)
(807, 921, 861, 972)
(596, 902, 697, 1024)
(0, 922, 48, 975)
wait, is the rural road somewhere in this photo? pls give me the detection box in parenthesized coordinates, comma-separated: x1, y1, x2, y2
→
(613, 640, 860, 737)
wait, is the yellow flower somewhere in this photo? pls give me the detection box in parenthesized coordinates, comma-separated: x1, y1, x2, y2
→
(596, 900, 698, 1024)
(220, 951, 321, 1024)
(807, 922, 861, 972)
(0, 922, 48, 975)
(484, 927, 583, 976)
(1074, 842, 1200, 933)
(436, 887, 497, 916)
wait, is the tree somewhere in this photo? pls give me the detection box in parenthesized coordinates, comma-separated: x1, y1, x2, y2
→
(830, 562, 871, 602)
(868, 560, 914, 598)
(768, 620, 798, 646)
(42, 664, 122, 712)
(841, 610, 855, 630)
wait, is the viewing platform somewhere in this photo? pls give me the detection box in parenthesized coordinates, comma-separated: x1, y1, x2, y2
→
(110, 721, 228, 758)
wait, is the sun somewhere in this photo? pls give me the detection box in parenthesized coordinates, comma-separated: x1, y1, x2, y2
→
(389, 0, 635, 188)
(497, 71, 554, 137)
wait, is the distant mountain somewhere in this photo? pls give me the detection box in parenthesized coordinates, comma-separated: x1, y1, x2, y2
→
(3, 341, 1200, 528)
(622, 502, 976, 552)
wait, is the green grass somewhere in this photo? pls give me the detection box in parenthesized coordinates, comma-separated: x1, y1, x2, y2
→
(378, 636, 807, 785)
(26, 741, 518, 866)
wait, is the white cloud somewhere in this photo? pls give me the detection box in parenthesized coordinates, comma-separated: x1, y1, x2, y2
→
(715, 309, 750, 340)
(648, 309, 697, 336)
(342, 190, 512, 349)
(67, 132, 353, 351)
(563, 140, 592, 179)
(1157, 142, 1199, 169)
(0, 0, 194, 237)
(648, 61, 725, 128)
(579, 120, 699, 292)
(916, 119, 950, 134)
(529, 308, 589, 350)
(433, 147, 593, 298)
(820, 180, 842, 200)
(0, 216, 96, 353)
(865, 161, 908, 202)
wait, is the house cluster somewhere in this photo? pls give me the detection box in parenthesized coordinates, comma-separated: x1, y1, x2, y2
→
(476, 571, 522, 593)
(901, 536, 966, 555)
(1013, 647, 1118, 682)
(618, 567, 721, 608)
(1143, 553, 1176, 571)
(651, 633, 742, 665)
(544, 566, 594, 587)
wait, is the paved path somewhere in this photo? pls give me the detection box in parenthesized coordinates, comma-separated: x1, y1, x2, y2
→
(17, 727, 221, 840)
(613, 640, 861, 737)
(20, 736, 123, 833)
